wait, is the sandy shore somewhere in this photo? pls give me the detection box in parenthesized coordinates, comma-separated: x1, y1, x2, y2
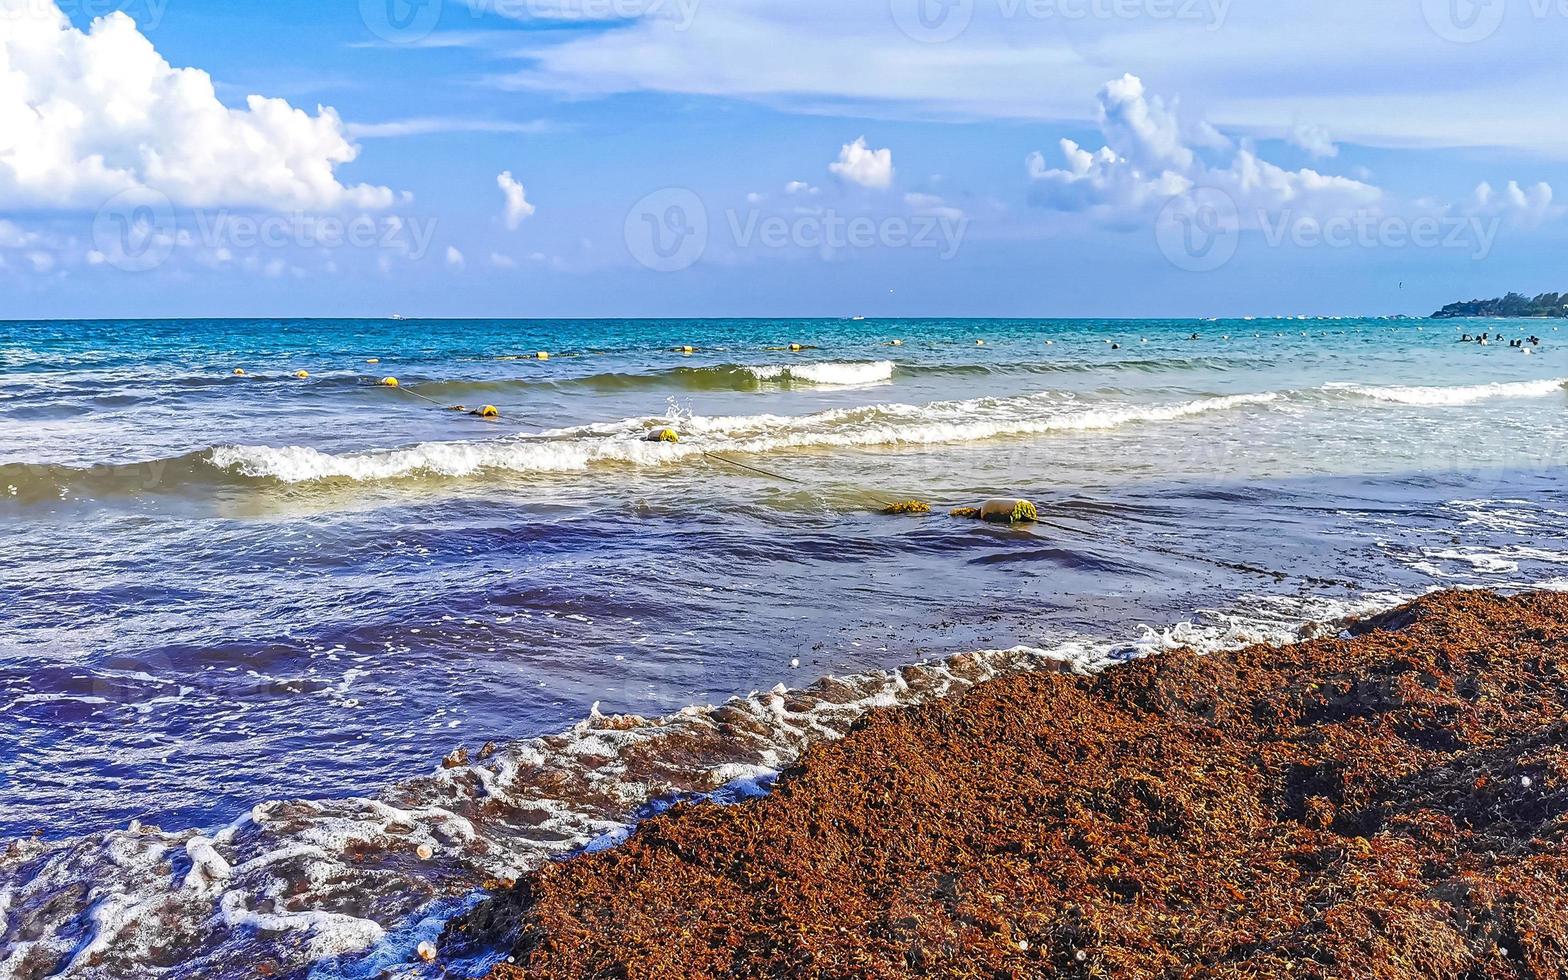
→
(446, 590, 1568, 978)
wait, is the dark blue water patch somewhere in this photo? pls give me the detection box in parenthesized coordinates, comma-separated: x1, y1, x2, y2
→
(966, 546, 1156, 576)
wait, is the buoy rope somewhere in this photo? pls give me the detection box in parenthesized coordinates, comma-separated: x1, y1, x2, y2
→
(696, 451, 810, 486)
(382, 383, 443, 406)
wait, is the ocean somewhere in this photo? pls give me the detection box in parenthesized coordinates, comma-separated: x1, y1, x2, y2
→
(2, 316, 1566, 978)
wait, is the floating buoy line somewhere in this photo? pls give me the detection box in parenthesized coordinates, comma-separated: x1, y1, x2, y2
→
(229, 333, 1252, 526)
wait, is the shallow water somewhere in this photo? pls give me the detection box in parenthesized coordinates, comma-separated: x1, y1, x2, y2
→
(2, 316, 1566, 978)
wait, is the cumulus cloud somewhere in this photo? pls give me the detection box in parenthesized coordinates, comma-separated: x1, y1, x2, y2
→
(0, 1, 395, 210)
(784, 180, 820, 196)
(446, 245, 466, 268)
(0, 220, 40, 248)
(1290, 122, 1339, 159)
(829, 137, 894, 190)
(1028, 75, 1382, 225)
(497, 171, 536, 229)
(1468, 180, 1556, 226)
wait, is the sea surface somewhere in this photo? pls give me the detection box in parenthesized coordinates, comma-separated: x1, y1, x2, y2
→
(2, 316, 1566, 978)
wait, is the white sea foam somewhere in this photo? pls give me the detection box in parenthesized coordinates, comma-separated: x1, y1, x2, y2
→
(741, 361, 894, 386)
(207, 389, 1280, 484)
(0, 588, 1412, 980)
(1333, 377, 1568, 406)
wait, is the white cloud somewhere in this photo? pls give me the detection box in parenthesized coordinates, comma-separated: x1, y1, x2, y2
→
(829, 137, 893, 190)
(0, 220, 40, 248)
(1290, 122, 1338, 159)
(0, 1, 395, 210)
(1028, 75, 1381, 224)
(784, 180, 820, 196)
(1468, 180, 1556, 226)
(488, 2, 1568, 157)
(345, 118, 555, 139)
(489, 252, 517, 268)
(445, 245, 466, 268)
(1096, 74, 1192, 172)
(904, 191, 964, 221)
(497, 171, 536, 229)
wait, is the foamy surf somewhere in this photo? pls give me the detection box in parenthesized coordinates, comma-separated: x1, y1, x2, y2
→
(0, 589, 1413, 980)
(1331, 377, 1568, 406)
(739, 361, 894, 386)
(204, 390, 1279, 485)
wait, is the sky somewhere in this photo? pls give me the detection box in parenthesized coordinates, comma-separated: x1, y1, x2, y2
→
(1, 0, 1566, 318)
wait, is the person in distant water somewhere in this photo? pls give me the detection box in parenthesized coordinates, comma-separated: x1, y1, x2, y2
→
(1461, 334, 1473, 341)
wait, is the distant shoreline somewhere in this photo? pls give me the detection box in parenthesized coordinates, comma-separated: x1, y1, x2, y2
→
(1433, 291, 1568, 318)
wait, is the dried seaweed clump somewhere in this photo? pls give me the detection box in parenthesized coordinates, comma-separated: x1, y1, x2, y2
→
(455, 590, 1568, 980)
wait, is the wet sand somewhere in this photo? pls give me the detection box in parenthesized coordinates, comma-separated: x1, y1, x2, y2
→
(451, 590, 1568, 978)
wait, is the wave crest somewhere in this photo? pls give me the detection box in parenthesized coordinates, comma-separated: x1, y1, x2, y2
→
(205, 390, 1279, 485)
(1332, 377, 1568, 406)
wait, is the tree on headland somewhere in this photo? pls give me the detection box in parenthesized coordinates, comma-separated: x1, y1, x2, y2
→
(1433, 291, 1568, 317)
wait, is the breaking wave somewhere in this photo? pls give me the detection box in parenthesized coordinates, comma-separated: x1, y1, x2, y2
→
(0, 390, 1282, 499)
(206, 391, 1279, 485)
(1330, 377, 1568, 406)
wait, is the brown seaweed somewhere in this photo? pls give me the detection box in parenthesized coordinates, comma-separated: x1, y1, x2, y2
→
(450, 590, 1568, 979)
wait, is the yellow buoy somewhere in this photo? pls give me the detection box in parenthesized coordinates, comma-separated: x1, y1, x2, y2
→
(889, 339, 903, 346)
(474, 405, 500, 418)
(679, 345, 695, 354)
(293, 370, 309, 379)
(788, 343, 803, 352)
(379, 377, 399, 387)
(976, 340, 986, 346)
(232, 368, 246, 376)
(645, 427, 681, 443)
(366, 358, 380, 364)
(536, 351, 550, 361)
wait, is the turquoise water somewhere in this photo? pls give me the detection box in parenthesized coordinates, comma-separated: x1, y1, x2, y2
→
(2, 316, 1567, 979)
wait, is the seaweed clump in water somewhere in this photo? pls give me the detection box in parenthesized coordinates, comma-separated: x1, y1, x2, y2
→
(449, 590, 1568, 979)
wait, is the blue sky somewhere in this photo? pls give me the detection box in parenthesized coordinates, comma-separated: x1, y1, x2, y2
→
(1, 0, 1566, 318)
